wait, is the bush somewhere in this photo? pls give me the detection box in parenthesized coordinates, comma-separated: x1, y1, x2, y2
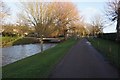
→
(2, 32, 18, 37)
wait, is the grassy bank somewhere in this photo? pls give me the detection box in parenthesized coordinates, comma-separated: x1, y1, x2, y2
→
(88, 38, 120, 69)
(1, 37, 39, 47)
(2, 38, 78, 78)
(12, 37, 39, 45)
(1, 37, 19, 47)
(2, 37, 64, 47)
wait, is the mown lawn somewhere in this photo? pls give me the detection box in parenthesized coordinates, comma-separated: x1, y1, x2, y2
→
(88, 38, 120, 69)
(2, 38, 78, 78)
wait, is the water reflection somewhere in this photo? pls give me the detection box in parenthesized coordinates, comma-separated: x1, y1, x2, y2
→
(2, 43, 56, 66)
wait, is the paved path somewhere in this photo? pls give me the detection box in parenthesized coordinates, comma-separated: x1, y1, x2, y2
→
(49, 38, 119, 78)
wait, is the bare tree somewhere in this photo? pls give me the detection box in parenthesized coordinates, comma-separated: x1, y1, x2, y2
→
(16, 15, 34, 37)
(0, 0, 10, 33)
(19, 2, 80, 52)
(20, 2, 59, 52)
(0, 0, 9, 22)
(105, 0, 120, 41)
(67, 20, 86, 38)
(91, 14, 105, 37)
(2, 24, 14, 33)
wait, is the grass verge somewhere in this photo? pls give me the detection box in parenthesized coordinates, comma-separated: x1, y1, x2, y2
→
(1, 37, 39, 47)
(1, 37, 19, 47)
(2, 38, 78, 78)
(88, 38, 120, 69)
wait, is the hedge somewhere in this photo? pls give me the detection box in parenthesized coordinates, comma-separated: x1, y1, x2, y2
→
(97, 33, 117, 41)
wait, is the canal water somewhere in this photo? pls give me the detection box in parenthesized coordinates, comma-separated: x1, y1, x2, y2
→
(2, 43, 56, 66)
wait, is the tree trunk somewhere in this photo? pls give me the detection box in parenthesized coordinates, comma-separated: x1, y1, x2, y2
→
(116, 1, 120, 42)
(93, 26, 95, 37)
(40, 35, 43, 52)
(116, 5, 120, 42)
(64, 29, 67, 40)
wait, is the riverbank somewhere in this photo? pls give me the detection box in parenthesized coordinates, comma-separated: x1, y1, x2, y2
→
(1, 37, 39, 47)
(1, 37, 20, 47)
(12, 37, 39, 45)
(2, 38, 78, 78)
(1, 37, 64, 48)
(88, 38, 120, 70)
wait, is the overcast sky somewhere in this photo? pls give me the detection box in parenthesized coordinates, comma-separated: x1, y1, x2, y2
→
(3, 0, 116, 33)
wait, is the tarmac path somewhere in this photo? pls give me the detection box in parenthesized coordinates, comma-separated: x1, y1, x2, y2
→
(50, 38, 119, 78)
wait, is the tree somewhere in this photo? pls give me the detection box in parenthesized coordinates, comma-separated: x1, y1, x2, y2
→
(20, 2, 60, 52)
(105, 0, 120, 42)
(20, 2, 80, 52)
(0, 0, 10, 33)
(2, 24, 18, 37)
(0, 0, 9, 23)
(2, 24, 14, 33)
(16, 17, 34, 37)
(16, 25, 31, 37)
(49, 2, 80, 40)
(91, 14, 105, 37)
(68, 21, 85, 37)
